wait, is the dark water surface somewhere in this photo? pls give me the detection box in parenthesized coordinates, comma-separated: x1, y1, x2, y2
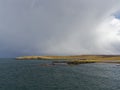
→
(0, 59, 120, 90)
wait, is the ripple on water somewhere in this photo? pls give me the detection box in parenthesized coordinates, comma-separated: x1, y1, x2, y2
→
(0, 59, 120, 90)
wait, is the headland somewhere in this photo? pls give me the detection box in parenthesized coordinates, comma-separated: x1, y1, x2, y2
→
(16, 55, 120, 65)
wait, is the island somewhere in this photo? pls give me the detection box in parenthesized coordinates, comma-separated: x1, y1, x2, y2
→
(16, 55, 120, 65)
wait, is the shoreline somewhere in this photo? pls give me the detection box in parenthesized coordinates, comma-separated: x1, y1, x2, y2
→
(16, 55, 120, 65)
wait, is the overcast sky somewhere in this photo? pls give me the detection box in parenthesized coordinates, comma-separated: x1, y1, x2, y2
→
(0, 0, 120, 57)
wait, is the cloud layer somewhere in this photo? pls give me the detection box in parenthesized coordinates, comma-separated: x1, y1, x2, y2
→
(0, 0, 120, 57)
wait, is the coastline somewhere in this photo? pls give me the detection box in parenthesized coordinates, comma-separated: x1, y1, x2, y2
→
(16, 55, 120, 65)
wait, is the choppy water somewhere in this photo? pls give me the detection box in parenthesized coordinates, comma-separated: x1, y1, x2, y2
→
(0, 59, 120, 90)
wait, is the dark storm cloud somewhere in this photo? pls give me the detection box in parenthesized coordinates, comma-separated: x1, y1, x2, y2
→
(0, 0, 120, 57)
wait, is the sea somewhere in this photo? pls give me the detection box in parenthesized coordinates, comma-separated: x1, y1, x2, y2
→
(0, 58, 120, 90)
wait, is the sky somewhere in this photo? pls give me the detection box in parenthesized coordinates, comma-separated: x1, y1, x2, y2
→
(0, 0, 120, 57)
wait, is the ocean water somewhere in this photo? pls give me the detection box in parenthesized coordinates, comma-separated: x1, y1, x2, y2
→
(0, 59, 120, 90)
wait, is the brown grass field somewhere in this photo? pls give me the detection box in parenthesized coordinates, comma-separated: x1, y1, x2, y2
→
(16, 55, 120, 60)
(16, 55, 120, 64)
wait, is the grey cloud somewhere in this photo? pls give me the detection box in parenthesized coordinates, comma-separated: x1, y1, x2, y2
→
(0, 0, 120, 57)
